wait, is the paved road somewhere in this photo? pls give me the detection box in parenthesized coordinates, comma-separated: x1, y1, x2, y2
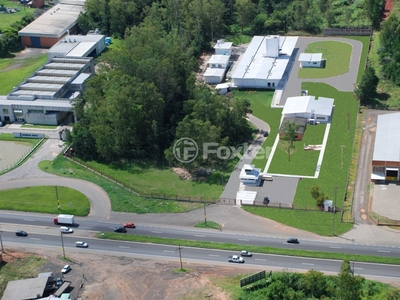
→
(280, 37, 363, 105)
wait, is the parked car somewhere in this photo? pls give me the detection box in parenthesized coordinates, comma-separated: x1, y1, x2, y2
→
(287, 238, 300, 244)
(61, 265, 71, 274)
(240, 250, 252, 257)
(123, 222, 136, 228)
(56, 277, 63, 286)
(263, 131, 269, 137)
(228, 255, 245, 263)
(75, 241, 89, 248)
(15, 230, 28, 237)
(60, 226, 73, 234)
(114, 226, 127, 233)
(263, 197, 270, 205)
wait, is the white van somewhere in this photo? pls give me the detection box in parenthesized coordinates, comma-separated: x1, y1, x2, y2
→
(60, 226, 73, 233)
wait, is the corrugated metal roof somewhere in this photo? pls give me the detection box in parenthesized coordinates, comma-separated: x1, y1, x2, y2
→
(231, 36, 298, 82)
(204, 68, 226, 77)
(66, 42, 96, 57)
(208, 55, 230, 65)
(373, 112, 400, 162)
(0, 98, 72, 108)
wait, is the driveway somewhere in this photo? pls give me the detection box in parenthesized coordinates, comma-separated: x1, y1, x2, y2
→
(280, 37, 363, 104)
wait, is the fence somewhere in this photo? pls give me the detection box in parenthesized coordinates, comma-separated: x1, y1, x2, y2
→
(324, 27, 373, 36)
(64, 153, 218, 204)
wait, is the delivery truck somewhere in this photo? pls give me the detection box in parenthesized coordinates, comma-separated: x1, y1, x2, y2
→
(54, 214, 74, 225)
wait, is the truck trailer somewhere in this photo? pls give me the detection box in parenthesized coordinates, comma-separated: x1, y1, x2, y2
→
(54, 214, 74, 225)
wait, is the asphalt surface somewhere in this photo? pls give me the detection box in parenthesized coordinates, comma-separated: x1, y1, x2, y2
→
(280, 37, 363, 105)
(3, 230, 400, 283)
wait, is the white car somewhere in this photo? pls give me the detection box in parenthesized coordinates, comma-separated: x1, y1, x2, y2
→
(228, 255, 245, 263)
(75, 241, 88, 248)
(61, 264, 71, 274)
(60, 226, 73, 234)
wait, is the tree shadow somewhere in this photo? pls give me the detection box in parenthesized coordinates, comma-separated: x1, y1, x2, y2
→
(376, 92, 390, 102)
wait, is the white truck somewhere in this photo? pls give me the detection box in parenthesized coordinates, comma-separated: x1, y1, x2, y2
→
(228, 255, 245, 263)
(54, 214, 74, 225)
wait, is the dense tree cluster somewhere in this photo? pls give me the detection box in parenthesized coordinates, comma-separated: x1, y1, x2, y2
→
(78, 0, 381, 43)
(71, 7, 252, 164)
(237, 260, 398, 300)
(379, 14, 400, 86)
(355, 67, 379, 105)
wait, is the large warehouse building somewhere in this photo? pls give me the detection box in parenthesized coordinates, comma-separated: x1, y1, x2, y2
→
(231, 35, 298, 89)
(371, 112, 400, 182)
(18, 0, 85, 48)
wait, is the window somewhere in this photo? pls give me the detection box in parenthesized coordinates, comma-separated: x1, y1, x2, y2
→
(218, 64, 222, 68)
(313, 62, 317, 64)
(316, 117, 325, 120)
(2, 109, 8, 114)
(28, 109, 44, 113)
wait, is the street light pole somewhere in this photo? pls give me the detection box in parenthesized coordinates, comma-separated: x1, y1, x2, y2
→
(177, 245, 183, 270)
(60, 232, 66, 258)
(333, 189, 337, 236)
(340, 145, 345, 168)
(203, 203, 207, 226)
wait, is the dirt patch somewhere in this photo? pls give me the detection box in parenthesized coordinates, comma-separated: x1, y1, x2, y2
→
(172, 167, 193, 180)
(2, 247, 258, 300)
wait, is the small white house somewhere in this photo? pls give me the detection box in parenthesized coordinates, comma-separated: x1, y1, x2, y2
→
(207, 55, 230, 69)
(282, 95, 334, 123)
(239, 164, 261, 185)
(299, 53, 323, 68)
(214, 39, 233, 55)
(204, 68, 226, 84)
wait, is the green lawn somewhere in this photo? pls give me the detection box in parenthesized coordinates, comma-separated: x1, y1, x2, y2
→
(0, 54, 48, 94)
(0, 0, 35, 32)
(268, 123, 326, 176)
(231, 90, 281, 171)
(0, 186, 90, 216)
(39, 156, 205, 214)
(0, 132, 41, 146)
(298, 41, 352, 79)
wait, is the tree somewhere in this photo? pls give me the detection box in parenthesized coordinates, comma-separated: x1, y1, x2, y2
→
(337, 260, 365, 300)
(234, 0, 256, 33)
(300, 269, 327, 298)
(355, 67, 379, 105)
(310, 186, 320, 200)
(281, 121, 300, 162)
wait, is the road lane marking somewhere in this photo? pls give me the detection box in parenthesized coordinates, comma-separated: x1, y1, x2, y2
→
(378, 250, 390, 253)
(30, 238, 41, 240)
(118, 246, 130, 249)
(238, 239, 249, 241)
(354, 267, 364, 270)
(163, 250, 174, 253)
(302, 263, 314, 266)
(194, 235, 205, 237)
(151, 231, 162, 234)
(23, 219, 35, 221)
(329, 246, 342, 249)
(255, 259, 267, 261)
(208, 254, 220, 257)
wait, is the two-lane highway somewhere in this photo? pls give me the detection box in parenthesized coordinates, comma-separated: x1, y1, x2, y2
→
(1, 211, 400, 258)
(3, 231, 400, 281)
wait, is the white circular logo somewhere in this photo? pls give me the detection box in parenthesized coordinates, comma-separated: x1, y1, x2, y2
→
(173, 138, 199, 163)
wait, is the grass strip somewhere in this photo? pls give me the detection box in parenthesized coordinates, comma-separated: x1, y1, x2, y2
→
(97, 233, 400, 265)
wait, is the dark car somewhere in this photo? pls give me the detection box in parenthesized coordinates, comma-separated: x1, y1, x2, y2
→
(263, 131, 269, 137)
(15, 230, 28, 237)
(263, 197, 270, 205)
(287, 238, 299, 244)
(114, 226, 127, 233)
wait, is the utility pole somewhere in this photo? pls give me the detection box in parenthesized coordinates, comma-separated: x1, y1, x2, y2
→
(347, 113, 350, 132)
(176, 245, 183, 270)
(55, 186, 60, 210)
(0, 232, 4, 254)
(333, 187, 338, 236)
(340, 145, 345, 168)
(203, 203, 207, 226)
(60, 232, 66, 258)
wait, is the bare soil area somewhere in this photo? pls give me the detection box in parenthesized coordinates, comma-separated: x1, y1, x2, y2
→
(2, 247, 259, 300)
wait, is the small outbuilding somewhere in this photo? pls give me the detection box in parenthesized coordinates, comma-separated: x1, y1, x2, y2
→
(204, 68, 226, 84)
(324, 200, 333, 212)
(207, 54, 230, 69)
(282, 95, 334, 123)
(299, 53, 323, 68)
(239, 164, 261, 185)
(214, 39, 233, 55)
(236, 190, 257, 205)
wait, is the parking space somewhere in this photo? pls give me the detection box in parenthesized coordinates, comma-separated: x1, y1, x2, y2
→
(245, 176, 299, 206)
(372, 183, 400, 220)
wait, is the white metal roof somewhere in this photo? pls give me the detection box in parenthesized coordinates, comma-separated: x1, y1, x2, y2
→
(298, 53, 323, 62)
(208, 55, 230, 65)
(373, 112, 400, 162)
(236, 190, 257, 203)
(239, 164, 260, 180)
(0, 98, 72, 108)
(231, 36, 298, 81)
(282, 96, 334, 116)
(214, 41, 233, 50)
(18, 4, 84, 38)
(66, 42, 97, 57)
(204, 68, 226, 77)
